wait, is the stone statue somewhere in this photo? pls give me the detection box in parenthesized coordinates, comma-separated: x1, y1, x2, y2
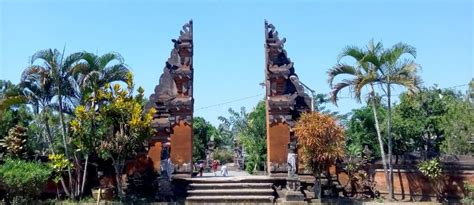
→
(287, 139, 297, 177)
(160, 145, 173, 180)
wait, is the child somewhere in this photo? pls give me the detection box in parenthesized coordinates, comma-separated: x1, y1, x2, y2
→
(220, 164, 228, 177)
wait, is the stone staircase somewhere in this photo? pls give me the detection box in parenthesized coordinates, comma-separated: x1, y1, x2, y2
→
(185, 179, 275, 204)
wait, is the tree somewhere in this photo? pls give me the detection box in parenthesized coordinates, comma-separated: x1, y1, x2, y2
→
(192, 117, 217, 162)
(72, 52, 129, 105)
(0, 80, 27, 114)
(73, 72, 154, 199)
(328, 41, 390, 196)
(329, 40, 421, 198)
(380, 42, 421, 198)
(22, 49, 84, 198)
(294, 112, 345, 198)
(439, 91, 474, 155)
(345, 104, 386, 157)
(218, 100, 267, 173)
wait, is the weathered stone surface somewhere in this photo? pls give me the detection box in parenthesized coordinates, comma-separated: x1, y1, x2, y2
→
(264, 20, 311, 175)
(147, 20, 194, 176)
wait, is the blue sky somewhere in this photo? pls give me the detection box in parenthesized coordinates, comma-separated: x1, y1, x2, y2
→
(1, 0, 472, 125)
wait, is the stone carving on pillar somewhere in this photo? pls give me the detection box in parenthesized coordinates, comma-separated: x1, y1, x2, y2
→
(265, 20, 311, 176)
(147, 20, 194, 176)
(287, 139, 297, 178)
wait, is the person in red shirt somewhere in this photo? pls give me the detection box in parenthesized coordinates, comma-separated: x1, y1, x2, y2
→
(211, 160, 219, 176)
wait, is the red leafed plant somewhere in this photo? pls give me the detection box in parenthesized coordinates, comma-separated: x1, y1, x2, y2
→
(295, 112, 345, 198)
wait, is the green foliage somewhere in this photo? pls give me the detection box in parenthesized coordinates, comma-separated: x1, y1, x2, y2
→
(47, 153, 72, 183)
(0, 125, 28, 159)
(389, 87, 473, 156)
(219, 100, 267, 173)
(0, 80, 27, 114)
(345, 105, 386, 156)
(192, 117, 217, 162)
(462, 182, 474, 204)
(0, 159, 52, 202)
(418, 158, 442, 179)
(440, 94, 474, 155)
(418, 158, 444, 200)
(213, 148, 233, 165)
(69, 73, 153, 199)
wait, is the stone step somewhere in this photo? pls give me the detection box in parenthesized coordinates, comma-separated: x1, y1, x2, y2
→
(188, 189, 274, 196)
(189, 183, 273, 190)
(186, 195, 275, 204)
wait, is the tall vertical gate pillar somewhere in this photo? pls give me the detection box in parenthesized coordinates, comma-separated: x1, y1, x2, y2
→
(264, 21, 312, 176)
(146, 20, 194, 177)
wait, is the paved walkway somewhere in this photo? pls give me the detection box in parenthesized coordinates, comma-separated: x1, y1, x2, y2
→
(201, 169, 251, 177)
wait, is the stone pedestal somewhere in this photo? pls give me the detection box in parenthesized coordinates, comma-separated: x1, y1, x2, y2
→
(284, 176, 305, 202)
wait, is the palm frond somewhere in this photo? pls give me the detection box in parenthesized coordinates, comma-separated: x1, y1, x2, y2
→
(99, 52, 124, 69)
(327, 64, 357, 86)
(337, 46, 366, 62)
(101, 64, 130, 85)
(330, 81, 353, 105)
(62, 52, 84, 74)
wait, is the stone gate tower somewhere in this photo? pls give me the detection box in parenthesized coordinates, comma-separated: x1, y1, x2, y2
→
(146, 20, 194, 177)
(264, 21, 312, 176)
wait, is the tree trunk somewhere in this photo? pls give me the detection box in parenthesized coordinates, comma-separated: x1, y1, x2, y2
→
(370, 84, 391, 198)
(387, 82, 394, 200)
(43, 112, 55, 154)
(58, 94, 74, 198)
(316, 169, 322, 199)
(112, 158, 125, 199)
(81, 155, 89, 197)
(42, 109, 72, 197)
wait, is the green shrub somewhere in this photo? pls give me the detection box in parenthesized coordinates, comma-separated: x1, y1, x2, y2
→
(213, 148, 233, 165)
(462, 182, 474, 205)
(0, 159, 52, 203)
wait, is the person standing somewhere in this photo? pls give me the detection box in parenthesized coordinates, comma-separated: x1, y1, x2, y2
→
(198, 161, 204, 177)
(212, 160, 219, 176)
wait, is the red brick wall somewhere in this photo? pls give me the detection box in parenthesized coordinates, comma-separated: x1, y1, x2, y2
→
(267, 122, 290, 165)
(170, 120, 192, 166)
(148, 141, 162, 172)
(336, 168, 474, 200)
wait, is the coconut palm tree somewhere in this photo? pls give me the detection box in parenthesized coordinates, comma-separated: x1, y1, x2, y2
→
(328, 40, 421, 199)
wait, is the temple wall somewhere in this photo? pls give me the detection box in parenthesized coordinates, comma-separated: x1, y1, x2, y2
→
(148, 141, 162, 172)
(170, 120, 192, 169)
(332, 168, 474, 200)
(267, 122, 290, 166)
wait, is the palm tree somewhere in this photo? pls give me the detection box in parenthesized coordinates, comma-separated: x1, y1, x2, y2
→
(70, 51, 129, 195)
(0, 80, 27, 114)
(328, 40, 391, 197)
(380, 43, 421, 198)
(72, 52, 130, 106)
(328, 40, 421, 199)
(22, 48, 84, 197)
